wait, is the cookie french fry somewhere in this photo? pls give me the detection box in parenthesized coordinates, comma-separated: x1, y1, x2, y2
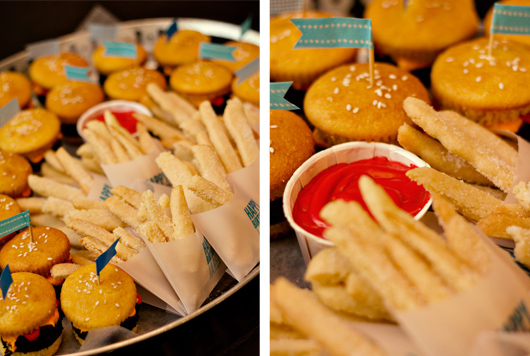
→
(76, 143, 96, 159)
(172, 141, 195, 162)
(477, 213, 530, 239)
(187, 175, 233, 208)
(110, 186, 142, 209)
(55, 146, 94, 194)
(146, 83, 196, 124)
(180, 118, 206, 142)
(64, 208, 125, 231)
(110, 137, 131, 163)
(71, 250, 98, 265)
(506, 226, 530, 268)
(191, 144, 230, 192)
(57, 226, 84, 249)
(403, 97, 517, 192)
(29, 213, 65, 228)
(72, 199, 108, 210)
(85, 119, 113, 143)
(80, 236, 125, 264)
(272, 278, 386, 356)
(28, 174, 86, 202)
(40, 162, 75, 186)
(140, 189, 174, 240)
(105, 111, 143, 159)
(16, 197, 46, 213)
(242, 102, 259, 128)
(156, 151, 196, 185)
(81, 155, 105, 175)
(133, 112, 188, 141)
(43, 149, 65, 173)
(137, 221, 167, 243)
(198, 101, 242, 173)
(170, 186, 195, 240)
(83, 128, 118, 165)
(195, 130, 213, 147)
(42, 196, 76, 218)
(137, 122, 158, 154)
(158, 193, 170, 209)
(513, 181, 530, 211)
(113, 226, 145, 253)
(269, 339, 321, 356)
(50, 263, 81, 280)
(223, 97, 259, 167)
(397, 124, 493, 186)
(407, 167, 503, 222)
(105, 195, 141, 229)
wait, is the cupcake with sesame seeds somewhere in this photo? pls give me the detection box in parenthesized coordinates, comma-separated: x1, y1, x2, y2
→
(60, 263, 140, 344)
(0, 151, 32, 199)
(304, 62, 429, 147)
(0, 227, 70, 289)
(0, 272, 63, 356)
(431, 37, 530, 131)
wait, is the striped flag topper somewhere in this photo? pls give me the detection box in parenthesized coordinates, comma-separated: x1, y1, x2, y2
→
(0, 265, 12, 300)
(199, 43, 237, 62)
(64, 65, 91, 82)
(0, 210, 31, 238)
(491, 3, 530, 36)
(270, 82, 299, 110)
(102, 41, 137, 59)
(0, 98, 19, 130)
(291, 17, 373, 49)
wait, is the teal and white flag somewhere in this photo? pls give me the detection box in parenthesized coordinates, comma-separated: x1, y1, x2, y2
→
(291, 17, 373, 49)
(0, 210, 30, 238)
(102, 41, 137, 59)
(491, 3, 530, 36)
(199, 43, 237, 62)
(0, 265, 12, 300)
(0, 98, 19, 129)
(64, 65, 91, 82)
(270, 82, 298, 110)
(240, 15, 253, 38)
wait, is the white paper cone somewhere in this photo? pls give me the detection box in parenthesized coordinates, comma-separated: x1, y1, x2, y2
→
(117, 247, 185, 316)
(226, 156, 260, 203)
(394, 234, 530, 356)
(191, 183, 260, 282)
(86, 174, 113, 201)
(144, 231, 226, 315)
(469, 330, 530, 356)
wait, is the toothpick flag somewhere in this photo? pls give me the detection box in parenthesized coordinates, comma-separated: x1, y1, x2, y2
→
(0, 210, 30, 239)
(64, 65, 91, 82)
(0, 98, 19, 129)
(96, 237, 121, 283)
(270, 82, 299, 110)
(102, 41, 137, 59)
(88, 23, 119, 40)
(235, 57, 259, 85)
(199, 43, 237, 62)
(240, 15, 253, 39)
(489, 3, 530, 56)
(0, 265, 12, 300)
(166, 20, 178, 41)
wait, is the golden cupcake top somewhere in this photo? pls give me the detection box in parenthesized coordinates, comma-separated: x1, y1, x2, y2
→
(0, 227, 70, 277)
(169, 61, 233, 95)
(0, 72, 32, 109)
(153, 29, 211, 68)
(46, 81, 105, 124)
(304, 62, 429, 143)
(231, 71, 259, 107)
(0, 195, 21, 221)
(104, 67, 167, 102)
(0, 272, 57, 338)
(431, 37, 530, 115)
(0, 108, 61, 157)
(0, 151, 32, 198)
(211, 41, 260, 73)
(60, 264, 137, 330)
(92, 42, 148, 75)
(28, 52, 89, 91)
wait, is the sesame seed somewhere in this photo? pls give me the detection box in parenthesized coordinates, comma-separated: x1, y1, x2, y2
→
(392, 84, 398, 91)
(402, 75, 408, 81)
(384, 93, 391, 99)
(476, 76, 482, 82)
(373, 100, 378, 105)
(499, 83, 504, 89)
(445, 57, 454, 62)
(269, 147, 275, 153)
(115, 303, 120, 307)
(331, 77, 336, 82)
(476, 63, 483, 68)
(334, 88, 339, 94)
(86, 318, 90, 321)
(327, 97, 333, 102)
(349, 65, 356, 71)
(346, 104, 352, 111)
(270, 125, 277, 128)
(353, 107, 359, 113)
(389, 74, 397, 79)
(463, 69, 468, 74)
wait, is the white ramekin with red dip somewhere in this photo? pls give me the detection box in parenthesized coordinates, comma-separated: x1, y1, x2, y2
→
(283, 141, 433, 265)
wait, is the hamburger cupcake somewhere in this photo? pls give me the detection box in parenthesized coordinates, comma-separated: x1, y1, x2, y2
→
(60, 263, 140, 344)
(270, 11, 358, 90)
(169, 61, 233, 107)
(28, 52, 89, 97)
(430, 37, 530, 131)
(365, 0, 479, 71)
(211, 41, 259, 73)
(231, 71, 259, 107)
(304, 62, 430, 147)
(0, 227, 70, 288)
(270, 110, 315, 238)
(0, 109, 61, 163)
(92, 41, 148, 77)
(0, 151, 32, 198)
(0, 272, 63, 356)
(153, 29, 211, 75)
(45, 81, 104, 125)
(0, 194, 22, 245)
(104, 67, 167, 102)
(484, 0, 530, 47)
(0, 72, 32, 109)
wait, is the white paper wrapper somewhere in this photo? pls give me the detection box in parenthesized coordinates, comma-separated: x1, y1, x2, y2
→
(502, 133, 530, 203)
(226, 156, 259, 203)
(283, 142, 432, 265)
(394, 231, 530, 356)
(116, 247, 186, 316)
(86, 173, 114, 201)
(191, 182, 260, 282)
(143, 230, 226, 315)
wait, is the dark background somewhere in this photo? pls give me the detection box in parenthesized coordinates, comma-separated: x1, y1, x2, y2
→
(0, 1, 260, 61)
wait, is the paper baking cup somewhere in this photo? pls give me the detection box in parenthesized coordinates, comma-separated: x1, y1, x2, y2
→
(77, 100, 152, 140)
(283, 141, 432, 265)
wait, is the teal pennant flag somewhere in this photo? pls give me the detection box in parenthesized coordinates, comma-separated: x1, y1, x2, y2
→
(0, 210, 31, 238)
(0, 265, 12, 300)
(491, 3, 530, 35)
(64, 65, 91, 82)
(166, 20, 178, 41)
(96, 237, 121, 278)
(291, 17, 373, 49)
(240, 15, 252, 38)
(102, 41, 137, 59)
(199, 43, 237, 62)
(235, 57, 259, 85)
(270, 82, 299, 110)
(0, 98, 19, 129)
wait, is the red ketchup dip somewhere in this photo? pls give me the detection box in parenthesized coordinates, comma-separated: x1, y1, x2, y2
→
(292, 156, 430, 239)
(94, 111, 138, 134)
